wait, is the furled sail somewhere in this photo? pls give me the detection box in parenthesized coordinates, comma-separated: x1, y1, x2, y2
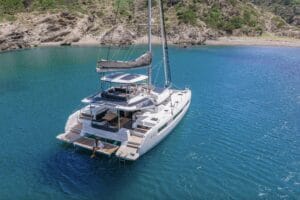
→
(97, 52, 152, 72)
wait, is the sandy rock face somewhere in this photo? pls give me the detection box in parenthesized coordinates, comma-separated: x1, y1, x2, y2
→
(276, 29, 300, 39)
(168, 25, 207, 46)
(0, 12, 141, 52)
(100, 25, 136, 46)
(292, 16, 300, 26)
(0, 12, 90, 51)
(0, 24, 31, 51)
(37, 12, 77, 43)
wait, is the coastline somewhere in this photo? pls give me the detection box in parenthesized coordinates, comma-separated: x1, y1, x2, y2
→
(38, 35, 163, 48)
(40, 36, 300, 48)
(205, 36, 300, 47)
(3, 36, 300, 54)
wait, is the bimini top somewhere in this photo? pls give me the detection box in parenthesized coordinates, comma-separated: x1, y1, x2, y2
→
(97, 52, 152, 72)
(101, 72, 148, 84)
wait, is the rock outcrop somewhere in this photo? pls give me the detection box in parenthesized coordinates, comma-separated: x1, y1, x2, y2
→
(292, 16, 300, 26)
(0, 12, 102, 52)
(0, 24, 31, 51)
(100, 25, 136, 46)
(169, 25, 208, 46)
(1, 0, 300, 52)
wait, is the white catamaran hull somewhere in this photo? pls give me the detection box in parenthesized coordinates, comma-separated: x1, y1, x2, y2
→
(57, 89, 191, 161)
(115, 89, 191, 160)
(135, 91, 190, 158)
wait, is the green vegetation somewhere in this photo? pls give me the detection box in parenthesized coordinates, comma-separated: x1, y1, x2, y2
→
(223, 16, 244, 32)
(243, 8, 258, 27)
(115, 0, 134, 19)
(203, 7, 241, 32)
(284, 0, 300, 5)
(272, 16, 286, 28)
(252, 0, 300, 24)
(0, 13, 16, 22)
(292, 0, 300, 4)
(0, 0, 24, 14)
(200, 3, 262, 33)
(0, 0, 89, 20)
(252, 0, 299, 6)
(203, 6, 222, 29)
(176, 6, 197, 25)
(0, 0, 296, 35)
(145, 0, 157, 7)
(0, 0, 88, 14)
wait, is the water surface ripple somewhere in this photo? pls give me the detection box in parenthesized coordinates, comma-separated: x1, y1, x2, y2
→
(0, 46, 299, 200)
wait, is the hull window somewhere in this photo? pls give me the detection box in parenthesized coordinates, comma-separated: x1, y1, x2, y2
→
(158, 123, 168, 133)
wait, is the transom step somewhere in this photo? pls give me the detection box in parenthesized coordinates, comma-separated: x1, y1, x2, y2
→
(128, 135, 143, 145)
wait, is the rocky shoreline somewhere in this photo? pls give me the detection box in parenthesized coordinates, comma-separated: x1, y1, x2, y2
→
(0, 11, 210, 53)
(1, 11, 300, 53)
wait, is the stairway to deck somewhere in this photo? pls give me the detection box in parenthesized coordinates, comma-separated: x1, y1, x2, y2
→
(130, 124, 150, 138)
(116, 145, 140, 161)
(115, 132, 145, 161)
(127, 135, 143, 147)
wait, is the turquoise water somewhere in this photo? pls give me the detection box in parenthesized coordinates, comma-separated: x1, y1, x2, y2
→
(0, 46, 300, 199)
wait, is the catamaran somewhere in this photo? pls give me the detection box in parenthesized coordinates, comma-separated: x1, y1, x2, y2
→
(57, 0, 191, 161)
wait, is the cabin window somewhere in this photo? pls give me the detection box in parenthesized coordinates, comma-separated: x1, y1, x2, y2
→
(158, 123, 168, 133)
(151, 117, 158, 121)
(185, 100, 190, 107)
(173, 108, 183, 120)
(172, 100, 189, 120)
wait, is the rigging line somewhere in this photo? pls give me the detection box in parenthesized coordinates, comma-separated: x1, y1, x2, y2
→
(114, 1, 136, 62)
(158, 0, 172, 87)
(111, 43, 123, 60)
(125, 14, 141, 60)
(170, 83, 181, 90)
(147, 0, 152, 86)
(124, 41, 138, 61)
(123, 41, 134, 61)
(123, 36, 140, 62)
(151, 62, 161, 70)
(122, 0, 137, 61)
(153, 60, 163, 85)
(123, 0, 150, 72)
(106, 0, 121, 60)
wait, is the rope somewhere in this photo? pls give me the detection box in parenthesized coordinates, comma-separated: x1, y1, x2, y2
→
(159, 0, 172, 87)
(106, 0, 122, 60)
(153, 61, 163, 86)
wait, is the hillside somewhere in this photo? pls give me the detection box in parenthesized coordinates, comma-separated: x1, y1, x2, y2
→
(251, 0, 300, 26)
(1, 0, 300, 52)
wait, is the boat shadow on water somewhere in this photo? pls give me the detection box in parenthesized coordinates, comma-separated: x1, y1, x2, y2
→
(37, 143, 143, 197)
(35, 110, 191, 197)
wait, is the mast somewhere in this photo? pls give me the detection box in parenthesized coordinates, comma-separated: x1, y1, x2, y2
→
(147, 0, 152, 86)
(158, 0, 172, 88)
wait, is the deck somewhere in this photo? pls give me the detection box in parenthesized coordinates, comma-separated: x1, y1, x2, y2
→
(73, 137, 119, 156)
(116, 145, 139, 161)
(56, 131, 82, 143)
(56, 123, 83, 143)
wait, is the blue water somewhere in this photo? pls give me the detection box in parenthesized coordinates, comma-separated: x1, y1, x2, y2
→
(0, 45, 300, 200)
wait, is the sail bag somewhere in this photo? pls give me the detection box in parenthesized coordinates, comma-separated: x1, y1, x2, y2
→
(97, 52, 152, 72)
